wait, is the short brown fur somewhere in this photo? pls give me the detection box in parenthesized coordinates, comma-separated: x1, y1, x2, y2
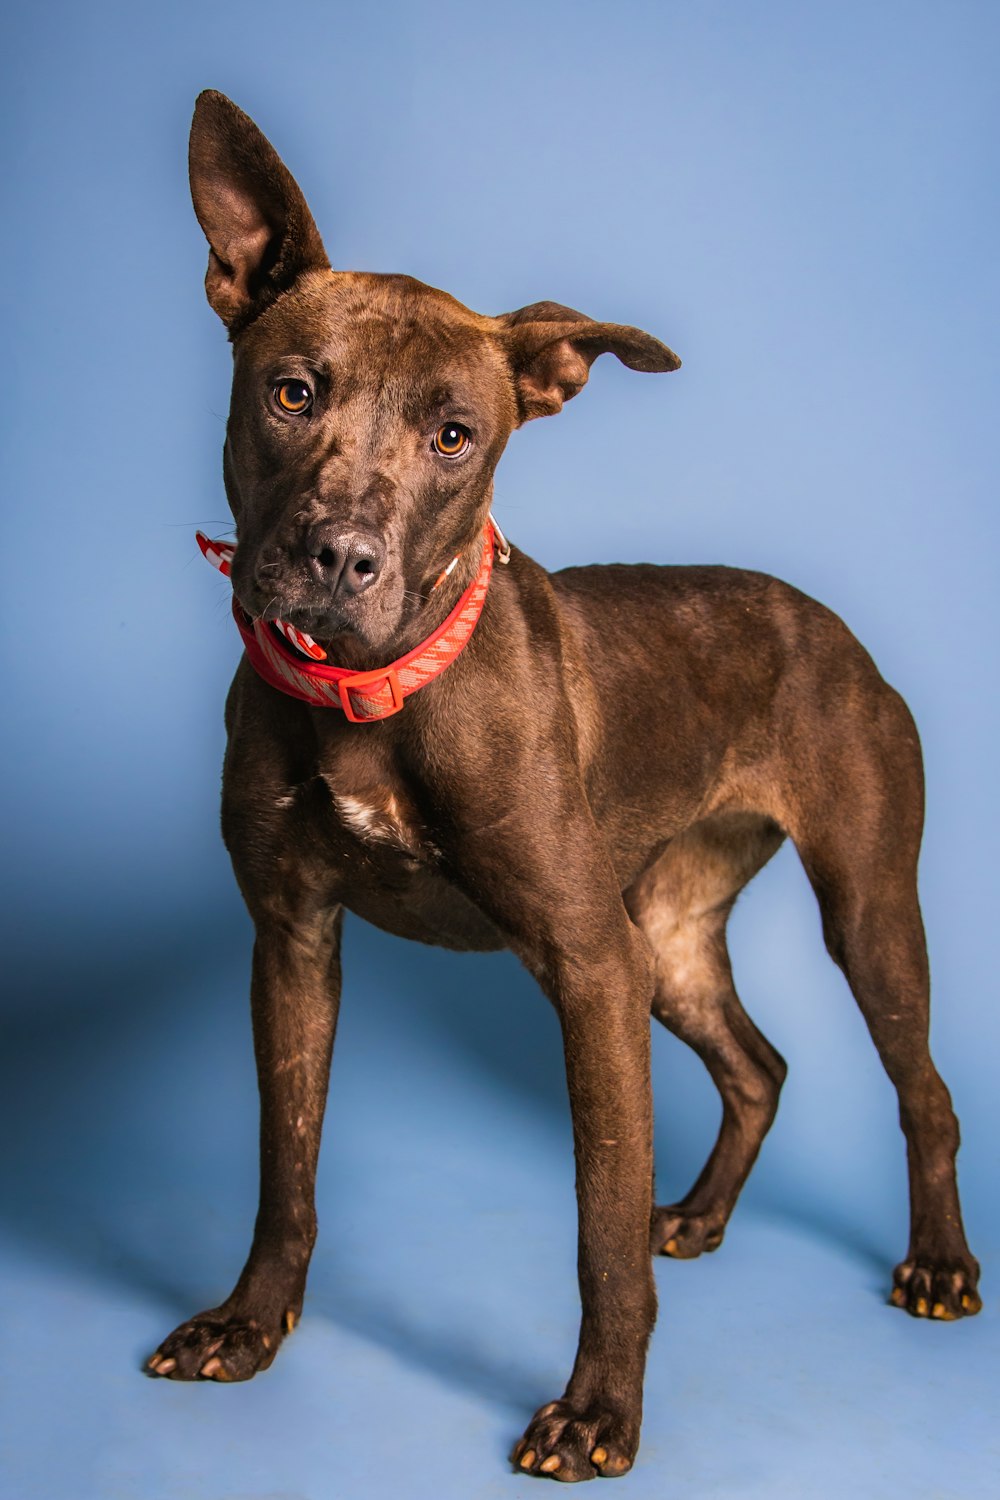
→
(146, 91, 981, 1481)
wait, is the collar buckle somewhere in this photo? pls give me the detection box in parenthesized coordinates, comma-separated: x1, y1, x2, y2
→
(488, 511, 511, 564)
(337, 666, 405, 723)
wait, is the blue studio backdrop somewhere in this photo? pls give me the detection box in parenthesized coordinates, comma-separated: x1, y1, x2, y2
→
(1, 3, 996, 1498)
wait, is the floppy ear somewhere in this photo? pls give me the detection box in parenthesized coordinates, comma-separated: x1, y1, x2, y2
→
(497, 301, 680, 422)
(188, 90, 330, 332)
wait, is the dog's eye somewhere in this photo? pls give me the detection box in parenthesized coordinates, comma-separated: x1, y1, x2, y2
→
(433, 423, 471, 457)
(274, 380, 313, 415)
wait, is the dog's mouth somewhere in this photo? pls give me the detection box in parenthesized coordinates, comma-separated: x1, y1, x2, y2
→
(197, 531, 424, 659)
(197, 533, 332, 660)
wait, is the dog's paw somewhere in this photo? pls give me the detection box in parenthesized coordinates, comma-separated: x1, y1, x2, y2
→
(651, 1204, 725, 1259)
(890, 1256, 982, 1320)
(511, 1398, 638, 1482)
(145, 1304, 297, 1381)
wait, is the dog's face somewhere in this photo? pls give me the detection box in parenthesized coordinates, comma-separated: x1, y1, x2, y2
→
(222, 270, 517, 650)
(190, 92, 679, 653)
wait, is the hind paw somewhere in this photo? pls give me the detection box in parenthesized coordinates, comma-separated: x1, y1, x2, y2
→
(651, 1205, 726, 1259)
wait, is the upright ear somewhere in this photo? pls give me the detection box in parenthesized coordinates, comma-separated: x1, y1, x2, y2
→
(188, 90, 330, 332)
(497, 301, 680, 422)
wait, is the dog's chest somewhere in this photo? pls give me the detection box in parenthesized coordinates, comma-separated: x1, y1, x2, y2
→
(325, 778, 433, 861)
(288, 738, 501, 951)
(299, 731, 425, 856)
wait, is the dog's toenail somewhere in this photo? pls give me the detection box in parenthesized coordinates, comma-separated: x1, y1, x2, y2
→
(201, 1357, 222, 1377)
(520, 1450, 536, 1469)
(147, 1354, 162, 1370)
(540, 1455, 561, 1472)
(890, 1287, 906, 1306)
(664, 1238, 678, 1255)
(591, 1447, 608, 1465)
(262, 1334, 271, 1348)
(284, 1310, 296, 1332)
(538, 1402, 558, 1417)
(915, 1297, 929, 1316)
(157, 1357, 176, 1374)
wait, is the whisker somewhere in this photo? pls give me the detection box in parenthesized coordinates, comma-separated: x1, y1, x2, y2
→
(164, 520, 235, 531)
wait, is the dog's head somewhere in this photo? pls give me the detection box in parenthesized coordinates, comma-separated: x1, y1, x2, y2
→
(189, 91, 680, 655)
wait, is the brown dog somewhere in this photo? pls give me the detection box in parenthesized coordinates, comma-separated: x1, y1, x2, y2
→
(146, 90, 981, 1481)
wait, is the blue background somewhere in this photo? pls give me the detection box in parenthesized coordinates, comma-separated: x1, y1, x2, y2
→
(1, 2, 996, 1496)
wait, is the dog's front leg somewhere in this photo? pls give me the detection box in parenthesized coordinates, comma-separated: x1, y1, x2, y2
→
(443, 793, 656, 1480)
(147, 904, 342, 1381)
(513, 923, 655, 1480)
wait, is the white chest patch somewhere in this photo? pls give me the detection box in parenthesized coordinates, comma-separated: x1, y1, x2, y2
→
(330, 788, 425, 854)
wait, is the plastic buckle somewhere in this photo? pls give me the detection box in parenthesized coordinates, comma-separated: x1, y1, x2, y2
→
(337, 667, 405, 722)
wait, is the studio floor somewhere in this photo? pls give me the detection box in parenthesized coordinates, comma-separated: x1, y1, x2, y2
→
(2, 909, 995, 1500)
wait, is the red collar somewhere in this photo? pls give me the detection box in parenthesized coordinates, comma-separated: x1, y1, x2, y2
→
(197, 520, 508, 722)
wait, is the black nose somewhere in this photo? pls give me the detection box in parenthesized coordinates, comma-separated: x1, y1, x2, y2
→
(305, 527, 385, 597)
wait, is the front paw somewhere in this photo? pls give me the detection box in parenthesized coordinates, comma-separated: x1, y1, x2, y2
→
(890, 1256, 982, 1320)
(511, 1398, 638, 1482)
(146, 1304, 298, 1382)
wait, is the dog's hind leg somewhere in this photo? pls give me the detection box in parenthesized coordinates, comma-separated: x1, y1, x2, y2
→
(627, 813, 787, 1259)
(788, 691, 980, 1319)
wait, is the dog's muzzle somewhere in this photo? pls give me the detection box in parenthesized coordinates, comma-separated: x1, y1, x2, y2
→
(196, 517, 510, 721)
